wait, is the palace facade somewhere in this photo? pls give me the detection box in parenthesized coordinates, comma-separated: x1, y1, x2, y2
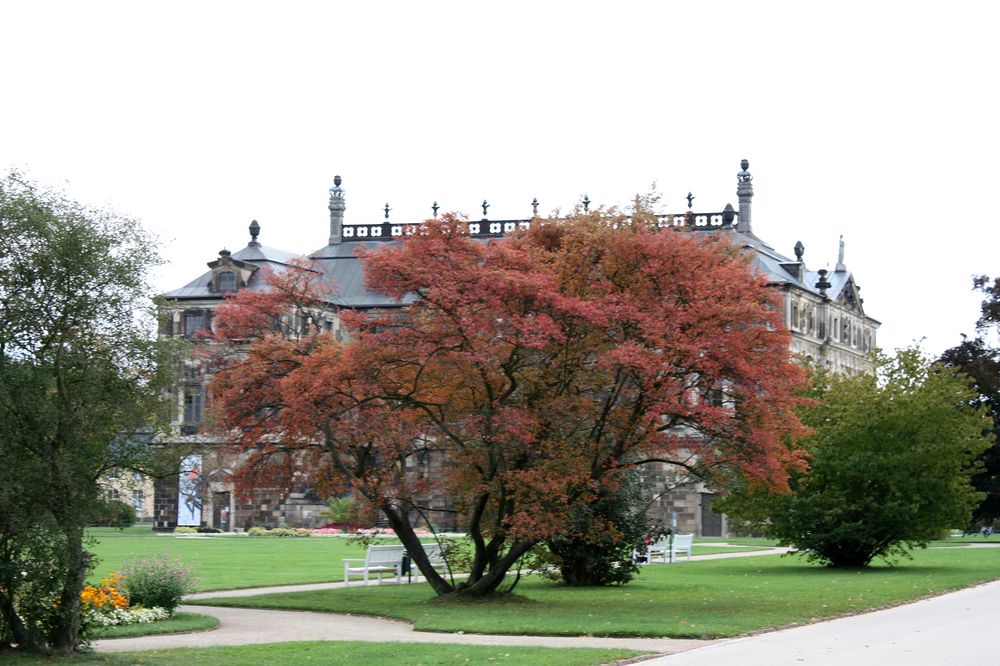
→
(151, 161, 879, 535)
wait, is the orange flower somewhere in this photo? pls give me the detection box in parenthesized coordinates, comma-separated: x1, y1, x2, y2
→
(81, 572, 129, 611)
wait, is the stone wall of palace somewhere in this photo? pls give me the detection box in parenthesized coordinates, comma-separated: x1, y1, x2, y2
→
(785, 288, 877, 375)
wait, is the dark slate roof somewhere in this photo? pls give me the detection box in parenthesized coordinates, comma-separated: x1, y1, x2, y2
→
(309, 241, 410, 308)
(163, 221, 874, 321)
(231, 243, 301, 265)
(161, 243, 302, 300)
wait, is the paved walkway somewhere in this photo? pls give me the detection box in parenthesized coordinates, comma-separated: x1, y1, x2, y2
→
(644, 578, 1000, 665)
(93, 545, 1000, 664)
(95, 604, 707, 655)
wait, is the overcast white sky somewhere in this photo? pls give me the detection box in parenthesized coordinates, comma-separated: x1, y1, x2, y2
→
(3, 1, 997, 356)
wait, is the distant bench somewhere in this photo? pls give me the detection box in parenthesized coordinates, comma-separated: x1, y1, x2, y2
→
(647, 533, 694, 563)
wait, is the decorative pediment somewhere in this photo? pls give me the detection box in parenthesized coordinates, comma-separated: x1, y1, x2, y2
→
(836, 277, 864, 315)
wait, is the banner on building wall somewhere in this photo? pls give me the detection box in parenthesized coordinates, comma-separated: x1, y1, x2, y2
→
(177, 454, 203, 526)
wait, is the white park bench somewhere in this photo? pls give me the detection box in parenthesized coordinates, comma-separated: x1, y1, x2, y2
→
(405, 542, 448, 582)
(647, 533, 694, 563)
(343, 544, 405, 585)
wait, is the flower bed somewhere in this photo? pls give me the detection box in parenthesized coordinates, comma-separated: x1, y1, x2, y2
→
(305, 526, 435, 537)
(80, 573, 169, 628)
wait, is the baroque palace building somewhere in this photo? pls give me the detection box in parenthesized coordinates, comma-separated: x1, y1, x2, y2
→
(151, 161, 879, 535)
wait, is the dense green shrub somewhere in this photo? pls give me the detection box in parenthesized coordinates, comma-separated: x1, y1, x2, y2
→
(546, 474, 649, 586)
(196, 526, 222, 533)
(173, 526, 197, 534)
(322, 494, 374, 528)
(721, 349, 992, 567)
(89, 499, 137, 528)
(120, 555, 196, 613)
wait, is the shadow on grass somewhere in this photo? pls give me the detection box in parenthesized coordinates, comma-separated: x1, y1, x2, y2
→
(431, 591, 538, 605)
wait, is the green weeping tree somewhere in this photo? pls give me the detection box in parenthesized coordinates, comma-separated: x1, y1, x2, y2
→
(0, 172, 175, 654)
(721, 348, 992, 567)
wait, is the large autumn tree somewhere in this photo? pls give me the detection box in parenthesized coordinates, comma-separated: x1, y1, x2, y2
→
(210, 207, 809, 597)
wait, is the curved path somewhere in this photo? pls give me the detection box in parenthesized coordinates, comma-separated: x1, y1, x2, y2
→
(95, 604, 707, 655)
(94, 545, 1000, 664)
(94, 547, 794, 656)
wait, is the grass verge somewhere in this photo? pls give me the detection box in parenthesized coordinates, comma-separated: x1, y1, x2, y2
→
(86, 527, 766, 591)
(86, 529, 389, 591)
(191, 547, 1000, 639)
(4, 641, 644, 665)
(89, 612, 219, 639)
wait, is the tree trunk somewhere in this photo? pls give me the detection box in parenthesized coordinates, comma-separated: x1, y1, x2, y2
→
(49, 529, 90, 655)
(1, 591, 38, 651)
(382, 507, 455, 596)
(452, 540, 536, 596)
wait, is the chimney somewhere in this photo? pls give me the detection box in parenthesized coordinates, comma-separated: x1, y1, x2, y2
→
(328, 175, 345, 245)
(736, 159, 753, 234)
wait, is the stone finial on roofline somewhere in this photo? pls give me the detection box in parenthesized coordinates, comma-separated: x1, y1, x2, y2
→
(736, 159, 753, 234)
(329, 175, 346, 246)
(816, 268, 832, 298)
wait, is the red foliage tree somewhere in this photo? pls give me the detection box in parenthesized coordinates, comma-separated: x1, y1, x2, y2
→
(209, 208, 809, 597)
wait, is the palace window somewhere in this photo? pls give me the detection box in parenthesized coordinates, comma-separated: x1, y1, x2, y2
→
(132, 489, 145, 514)
(183, 386, 204, 425)
(217, 271, 237, 293)
(184, 311, 204, 337)
(706, 388, 725, 407)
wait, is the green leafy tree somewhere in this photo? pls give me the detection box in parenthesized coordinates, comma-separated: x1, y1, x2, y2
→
(0, 172, 175, 654)
(721, 349, 991, 567)
(938, 275, 1000, 527)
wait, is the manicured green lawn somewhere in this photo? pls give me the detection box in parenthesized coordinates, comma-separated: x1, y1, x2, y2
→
(689, 545, 770, 556)
(87, 528, 382, 591)
(5, 641, 643, 665)
(87, 527, 764, 591)
(192, 547, 1000, 639)
(698, 536, 779, 546)
(89, 612, 219, 639)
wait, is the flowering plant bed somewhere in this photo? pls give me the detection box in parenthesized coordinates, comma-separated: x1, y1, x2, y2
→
(80, 573, 170, 630)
